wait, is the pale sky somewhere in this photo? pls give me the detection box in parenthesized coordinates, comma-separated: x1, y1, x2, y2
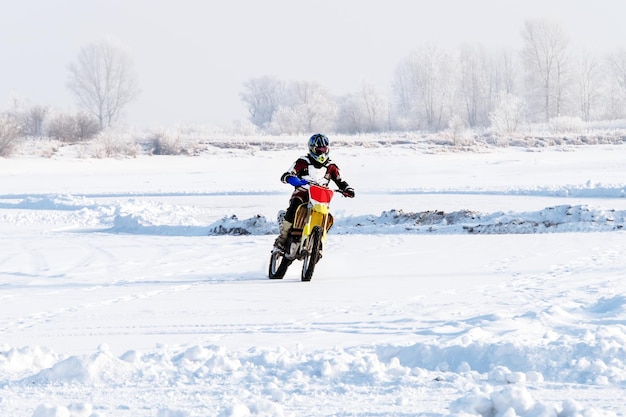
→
(2, 0, 625, 129)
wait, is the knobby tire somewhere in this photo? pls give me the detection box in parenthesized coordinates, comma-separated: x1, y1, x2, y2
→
(269, 250, 292, 279)
(301, 226, 322, 282)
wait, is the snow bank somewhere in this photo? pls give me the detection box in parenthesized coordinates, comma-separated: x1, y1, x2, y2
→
(106, 203, 626, 235)
(2, 193, 626, 236)
(25, 344, 135, 385)
(3, 330, 622, 416)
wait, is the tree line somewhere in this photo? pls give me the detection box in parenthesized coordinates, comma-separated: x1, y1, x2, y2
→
(240, 18, 626, 135)
(1, 39, 138, 155)
(4, 17, 626, 157)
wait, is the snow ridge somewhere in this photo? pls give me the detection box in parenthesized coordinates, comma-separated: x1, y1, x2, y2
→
(4, 334, 623, 417)
(2, 194, 626, 236)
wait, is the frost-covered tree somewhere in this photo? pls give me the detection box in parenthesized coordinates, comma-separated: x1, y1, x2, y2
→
(482, 47, 521, 125)
(390, 55, 417, 130)
(457, 44, 491, 127)
(391, 44, 454, 131)
(573, 51, 604, 121)
(23, 104, 48, 137)
(67, 39, 140, 129)
(606, 47, 626, 118)
(491, 48, 519, 98)
(7, 97, 48, 137)
(0, 115, 21, 156)
(267, 81, 336, 134)
(269, 106, 302, 135)
(489, 93, 527, 135)
(336, 80, 386, 133)
(520, 18, 570, 122)
(47, 111, 101, 142)
(239, 76, 286, 128)
(292, 81, 335, 132)
(607, 47, 626, 94)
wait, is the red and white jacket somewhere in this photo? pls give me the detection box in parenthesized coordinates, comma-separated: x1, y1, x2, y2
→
(280, 155, 350, 193)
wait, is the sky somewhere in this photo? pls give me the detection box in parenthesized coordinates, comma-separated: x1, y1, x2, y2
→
(1, 0, 625, 129)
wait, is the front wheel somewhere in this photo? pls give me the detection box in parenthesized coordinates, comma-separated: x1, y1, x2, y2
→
(301, 226, 322, 282)
(269, 249, 292, 279)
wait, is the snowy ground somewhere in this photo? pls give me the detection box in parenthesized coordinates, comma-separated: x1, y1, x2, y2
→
(2, 139, 626, 416)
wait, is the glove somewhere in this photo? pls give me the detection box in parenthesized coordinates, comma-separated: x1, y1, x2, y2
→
(286, 176, 309, 187)
(342, 187, 355, 198)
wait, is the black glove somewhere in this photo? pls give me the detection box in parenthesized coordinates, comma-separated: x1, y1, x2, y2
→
(342, 187, 355, 198)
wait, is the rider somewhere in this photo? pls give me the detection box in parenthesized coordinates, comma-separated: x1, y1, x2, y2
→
(274, 133, 355, 250)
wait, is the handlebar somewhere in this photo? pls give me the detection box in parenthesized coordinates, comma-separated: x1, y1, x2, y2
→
(305, 180, 351, 197)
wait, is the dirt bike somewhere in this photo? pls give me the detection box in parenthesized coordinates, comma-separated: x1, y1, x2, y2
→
(268, 182, 338, 281)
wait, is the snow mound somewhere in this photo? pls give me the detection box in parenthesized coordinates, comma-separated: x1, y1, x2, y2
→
(449, 385, 615, 417)
(205, 205, 626, 236)
(25, 345, 135, 385)
(8, 331, 624, 416)
(207, 214, 272, 236)
(0, 345, 57, 376)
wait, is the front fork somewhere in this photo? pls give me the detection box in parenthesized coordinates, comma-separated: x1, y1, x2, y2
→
(286, 204, 331, 260)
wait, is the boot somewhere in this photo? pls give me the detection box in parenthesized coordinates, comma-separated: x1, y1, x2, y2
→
(274, 220, 292, 250)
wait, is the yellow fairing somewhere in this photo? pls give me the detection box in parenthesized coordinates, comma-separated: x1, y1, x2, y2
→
(303, 206, 329, 237)
(311, 203, 329, 215)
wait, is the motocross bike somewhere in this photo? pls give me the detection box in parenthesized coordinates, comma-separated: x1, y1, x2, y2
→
(268, 182, 338, 281)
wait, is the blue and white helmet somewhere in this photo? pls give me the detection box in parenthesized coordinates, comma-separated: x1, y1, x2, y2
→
(308, 133, 330, 164)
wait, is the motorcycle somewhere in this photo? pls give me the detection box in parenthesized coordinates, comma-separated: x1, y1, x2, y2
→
(268, 181, 338, 281)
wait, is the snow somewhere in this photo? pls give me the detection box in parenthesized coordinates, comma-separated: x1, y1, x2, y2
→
(2, 139, 626, 416)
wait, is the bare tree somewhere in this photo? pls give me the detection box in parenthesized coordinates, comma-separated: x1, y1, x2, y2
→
(284, 81, 337, 132)
(24, 104, 49, 136)
(574, 51, 604, 121)
(491, 48, 519, 98)
(239, 76, 286, 128)
(47, 111, 101, 142)
(391, 44, 454, 131)
(7, 97, 48, 136)
(67, 39, 140, 129)
(390, 57, 419, 130)
(336, 80, 386, 133)
(358, 81, 387, 132)
(489, 93, 528, 136)
(602, 48, 626, 119)
(457, 44, 491, 127)
(0, 115, 21, 156)
(520, 18, 570, 122)
(607, 48, 626, 99)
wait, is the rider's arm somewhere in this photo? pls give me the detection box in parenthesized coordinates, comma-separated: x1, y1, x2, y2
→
(280, 158, 309, 184)
(326, 163, 355, 197)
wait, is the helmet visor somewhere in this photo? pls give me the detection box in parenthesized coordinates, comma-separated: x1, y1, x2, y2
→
(314, 146, 328, 155)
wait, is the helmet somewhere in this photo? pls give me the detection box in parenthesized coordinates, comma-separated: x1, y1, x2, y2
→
(308, 133, 330, 164)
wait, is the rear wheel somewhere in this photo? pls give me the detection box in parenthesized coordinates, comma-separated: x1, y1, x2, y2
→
(301, 226, 322, 282)
(269, 249, 292, 279)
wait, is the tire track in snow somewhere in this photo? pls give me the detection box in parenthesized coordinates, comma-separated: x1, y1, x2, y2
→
(0, 281, 196, 334)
